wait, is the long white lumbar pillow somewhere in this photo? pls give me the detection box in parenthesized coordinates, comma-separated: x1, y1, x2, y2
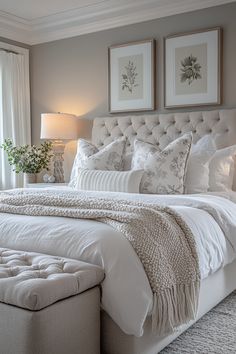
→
(75, 169, 144, 193)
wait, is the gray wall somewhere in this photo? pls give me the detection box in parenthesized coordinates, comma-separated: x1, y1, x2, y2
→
(30, 2, 236, 179)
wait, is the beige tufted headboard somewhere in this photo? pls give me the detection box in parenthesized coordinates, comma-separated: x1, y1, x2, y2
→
(92, 108, 236, 190)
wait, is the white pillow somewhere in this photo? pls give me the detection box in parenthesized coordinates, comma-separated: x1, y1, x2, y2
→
(132, 133, 192, 194)
(209, 145, 236, 192)
(69, 138, 126, 188)
(185, 135, 216, 194)
(75, 169, 144, 193)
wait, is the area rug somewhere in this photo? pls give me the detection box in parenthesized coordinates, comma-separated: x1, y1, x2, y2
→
(161, 290, 236, 353)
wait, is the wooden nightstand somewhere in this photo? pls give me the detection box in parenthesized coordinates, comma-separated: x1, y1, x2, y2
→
(26, 183, 68, 189)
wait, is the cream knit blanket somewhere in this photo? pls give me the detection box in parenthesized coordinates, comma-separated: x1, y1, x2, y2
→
(0, 189, 200, 335)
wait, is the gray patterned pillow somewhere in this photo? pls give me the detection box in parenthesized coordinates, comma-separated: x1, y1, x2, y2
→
(69, 137, 126, 188)
(131, 140, 160, 170)
(132, 133, 192, 194)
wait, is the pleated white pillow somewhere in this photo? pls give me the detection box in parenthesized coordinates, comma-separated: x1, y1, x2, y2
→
(75, 169, 144, 193)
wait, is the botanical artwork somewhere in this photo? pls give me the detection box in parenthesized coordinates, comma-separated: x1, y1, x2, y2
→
(109, 39, 155, 112)
(165, 28, 221, 107)
(118, 54, 143, 101)
(121, 60, 138, 93)
(180, 54, 201, 85)
(175, 43, 207, 96)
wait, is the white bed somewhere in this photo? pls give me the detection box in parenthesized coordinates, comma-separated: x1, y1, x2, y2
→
(1, 108, 236, 354)
(92, 108, 236, 353)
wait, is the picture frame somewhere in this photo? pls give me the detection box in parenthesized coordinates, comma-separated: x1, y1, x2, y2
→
(108, 39, 155, 113)
(164, 27, 222, 108)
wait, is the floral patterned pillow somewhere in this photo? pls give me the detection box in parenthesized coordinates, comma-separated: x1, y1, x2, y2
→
(132, 133, 192, 194)
(131, 140, 160, 170)
(69, 137, 126, 188)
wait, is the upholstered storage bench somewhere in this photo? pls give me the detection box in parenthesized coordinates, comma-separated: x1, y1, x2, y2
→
(0, 248, 104, 354)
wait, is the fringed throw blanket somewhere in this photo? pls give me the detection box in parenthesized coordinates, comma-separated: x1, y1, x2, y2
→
(0, 189, 200, 335)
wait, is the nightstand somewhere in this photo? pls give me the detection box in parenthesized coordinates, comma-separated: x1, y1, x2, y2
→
(26, 183, 68, 189)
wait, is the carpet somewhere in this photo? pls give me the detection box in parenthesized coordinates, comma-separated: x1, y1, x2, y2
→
(161, 290, 236, 353)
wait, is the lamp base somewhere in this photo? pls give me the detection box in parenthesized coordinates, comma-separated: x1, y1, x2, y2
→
(52, 141, 65, 183)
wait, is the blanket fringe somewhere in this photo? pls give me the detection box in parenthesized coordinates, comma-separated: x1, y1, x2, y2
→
(152, 282, 200, 336)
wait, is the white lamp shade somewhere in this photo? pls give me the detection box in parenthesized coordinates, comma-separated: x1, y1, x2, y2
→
(40, 113, 78, 140)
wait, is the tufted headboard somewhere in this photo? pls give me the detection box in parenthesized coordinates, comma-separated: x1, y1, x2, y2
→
(92, 108, 236, 190)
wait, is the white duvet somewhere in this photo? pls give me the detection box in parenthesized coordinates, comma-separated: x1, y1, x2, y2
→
(0, 188, 236, 337)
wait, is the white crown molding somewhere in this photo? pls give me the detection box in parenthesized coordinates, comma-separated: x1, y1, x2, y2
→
(0, 11, 31, 43)
(0, 0, 235, 45)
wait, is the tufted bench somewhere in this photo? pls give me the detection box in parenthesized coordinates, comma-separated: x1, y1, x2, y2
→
(0, 248, 104, 354)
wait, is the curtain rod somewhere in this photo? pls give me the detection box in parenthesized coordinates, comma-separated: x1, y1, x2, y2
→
(0, 48, 19, 55)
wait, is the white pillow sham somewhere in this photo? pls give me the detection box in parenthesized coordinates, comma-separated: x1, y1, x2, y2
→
(209, 145, 236, 192)
(75, 169, 144, 193)
(69, 138, 126, 188)
(132, 133, 192, 194)
(185, 135, 216, 194)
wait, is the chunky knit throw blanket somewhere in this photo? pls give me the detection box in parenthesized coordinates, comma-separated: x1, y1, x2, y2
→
(0, 189, 200, 335)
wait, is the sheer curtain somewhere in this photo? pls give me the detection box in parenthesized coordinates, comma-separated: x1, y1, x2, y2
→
(0, 47, 31, 189)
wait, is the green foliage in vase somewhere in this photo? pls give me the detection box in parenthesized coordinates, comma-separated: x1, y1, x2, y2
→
(122, 61, 138, 93)
(1, 139, 53, 174)
(180, 54, 202, 85)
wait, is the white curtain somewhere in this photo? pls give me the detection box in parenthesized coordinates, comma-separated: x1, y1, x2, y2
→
(0, 50, 31, 189)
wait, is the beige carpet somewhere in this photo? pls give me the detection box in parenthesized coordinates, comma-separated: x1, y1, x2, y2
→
(161, 290, 236, 353)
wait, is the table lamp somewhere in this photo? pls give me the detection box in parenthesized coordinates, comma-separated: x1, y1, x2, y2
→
(40, 113, 78, 183)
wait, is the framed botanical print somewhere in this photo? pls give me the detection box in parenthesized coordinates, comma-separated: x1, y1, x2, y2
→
(164, 27, 222, 108)
(108, 39, 155, 113)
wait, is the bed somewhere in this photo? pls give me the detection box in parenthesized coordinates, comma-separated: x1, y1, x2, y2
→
(92, 108, 236, 353)
(1, 108, 236, 354)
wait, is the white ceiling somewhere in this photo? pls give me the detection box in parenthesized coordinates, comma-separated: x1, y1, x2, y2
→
(0, 0, 234, 45)
(0, 0, 105, 20)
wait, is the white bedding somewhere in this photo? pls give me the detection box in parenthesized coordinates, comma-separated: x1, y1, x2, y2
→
(0, 188, 236, 337)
